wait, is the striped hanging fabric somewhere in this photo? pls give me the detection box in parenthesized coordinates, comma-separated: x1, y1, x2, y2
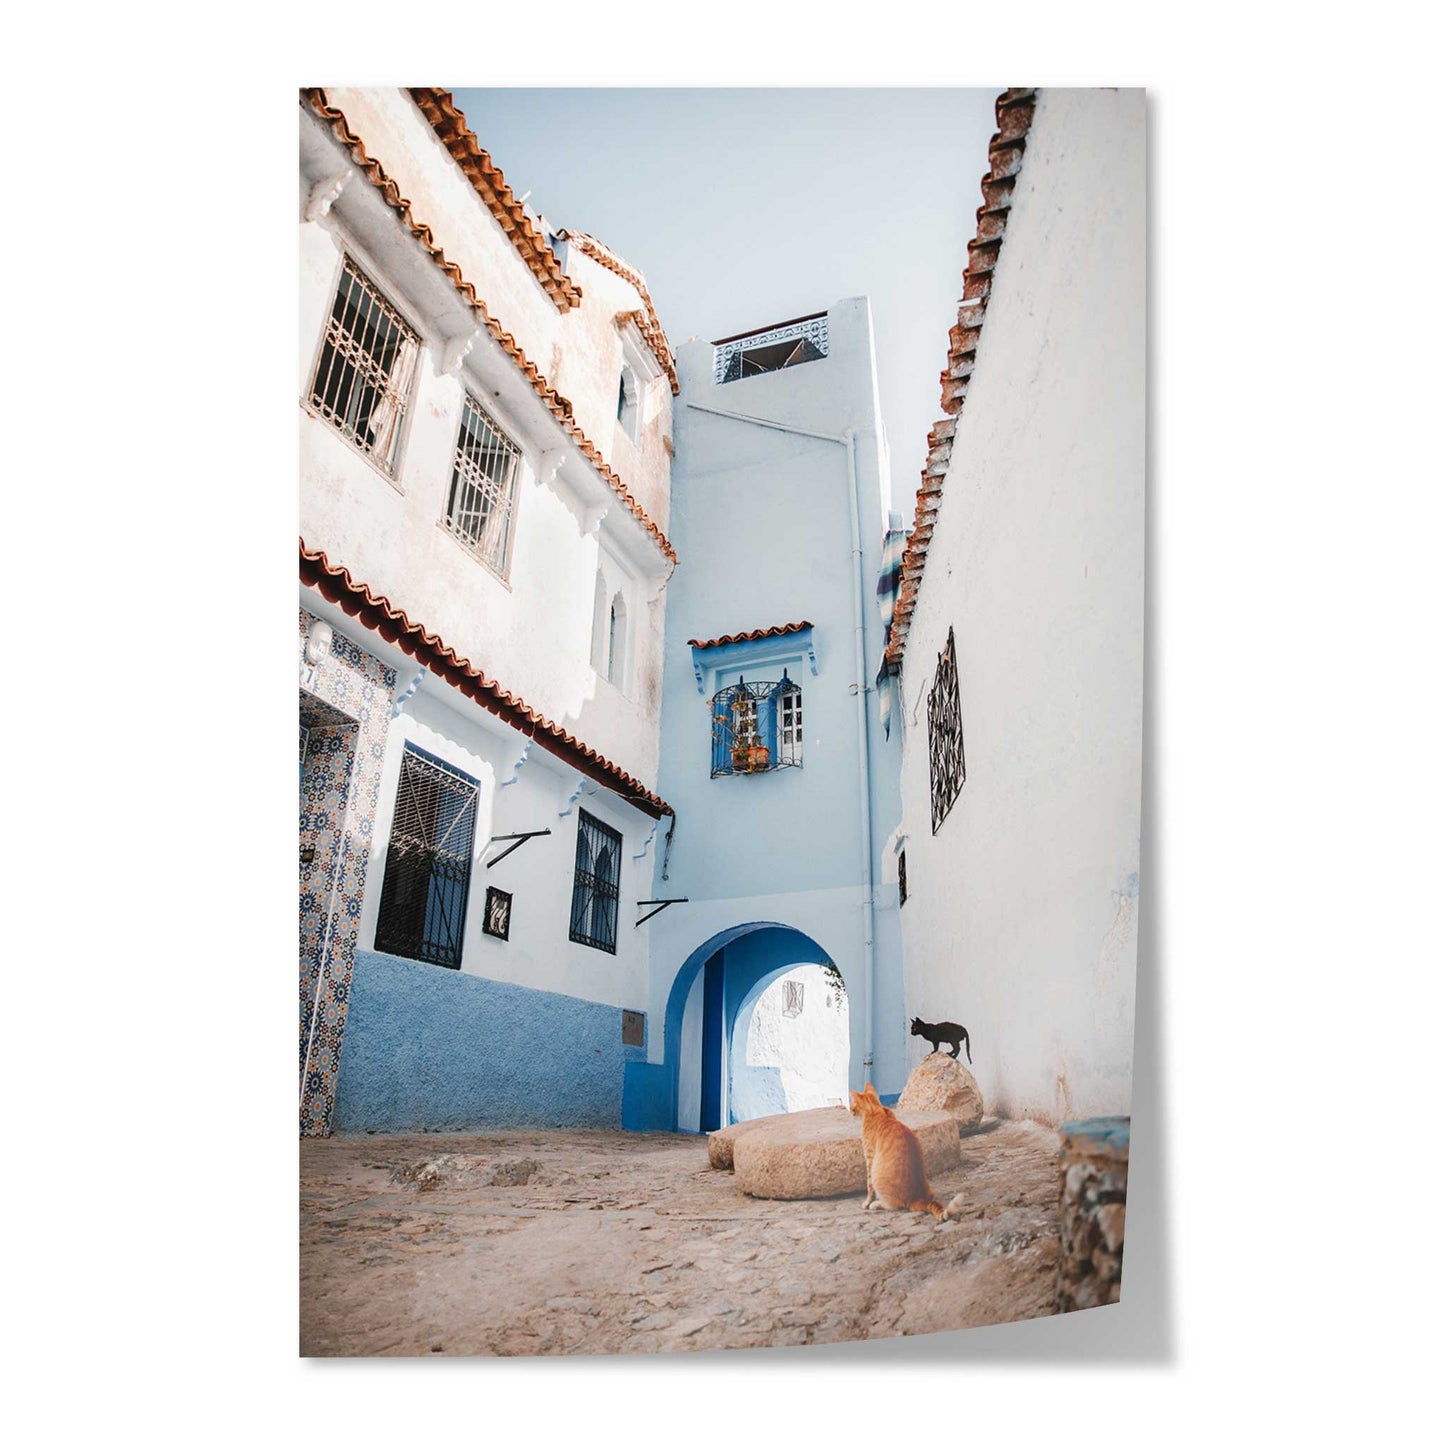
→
(875, 512, 907, 738)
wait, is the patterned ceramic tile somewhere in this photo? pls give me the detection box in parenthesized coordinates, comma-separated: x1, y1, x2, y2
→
(298, 607, 396, 1136)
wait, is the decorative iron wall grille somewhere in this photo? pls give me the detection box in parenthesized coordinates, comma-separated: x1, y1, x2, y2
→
(710, 674, 804, 777)
(444, 395, 522, 577)
(482, 886, 512, 941)
(307, 257, 420, 474)
(783, 980, 804, 1017)
(927, 627, 966, 833)
(714, 314, 829, 384)
(569, 809, 621, 953)
(898, 849, 908, 906)
(375, 745, 480, 968)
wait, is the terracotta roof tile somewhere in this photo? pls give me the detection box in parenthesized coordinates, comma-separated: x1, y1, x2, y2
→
(301, 541, 672, 819)
(687, 621, 813, 650)
(557, 230, 678, 394)
(408, 88, 581, 313)
(885, 87, 1037, 672)
(302, 88, 677, 566)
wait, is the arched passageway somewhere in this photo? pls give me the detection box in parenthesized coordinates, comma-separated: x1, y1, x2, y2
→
(628, 921, 849, 1133)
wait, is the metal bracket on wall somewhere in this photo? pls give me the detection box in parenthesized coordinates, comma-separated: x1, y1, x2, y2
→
(486, 828, 552, 868)
(634, 898, 689, 928)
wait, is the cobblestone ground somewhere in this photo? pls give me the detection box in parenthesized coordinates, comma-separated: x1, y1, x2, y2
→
(300, 1119, 1061, 1356)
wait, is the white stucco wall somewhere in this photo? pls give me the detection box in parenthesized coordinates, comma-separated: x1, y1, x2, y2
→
(896, 88, 1145, 1124)
(299, 88, 672, 790)
(676, 970, 704, 1132)
(730, 965, 851, 1121)
(330, 616, 656, 1015)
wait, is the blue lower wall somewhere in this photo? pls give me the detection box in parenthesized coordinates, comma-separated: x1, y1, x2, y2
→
(621, 1062, 674, 1132)
(333, 950, 645, 1133)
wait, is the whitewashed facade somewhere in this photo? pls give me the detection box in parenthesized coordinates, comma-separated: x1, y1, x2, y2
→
(891, 89, 1145, 1124)
(297, 87, 678, 1134)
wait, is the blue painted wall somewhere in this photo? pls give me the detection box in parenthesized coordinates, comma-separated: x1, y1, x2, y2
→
(333, 950, 645, 1133)
(649, 299, 909, 1100)
(655, 299, 903, 906)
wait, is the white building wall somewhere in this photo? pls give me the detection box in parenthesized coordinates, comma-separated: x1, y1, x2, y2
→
(896, 89, 1145, 1124)
(354, 676, 654, 1012)
(676, 971, 704, 1132)
(299, 88, 672, 790)
(730, 965, 851, 1120)
(299, 90, 676, 1133)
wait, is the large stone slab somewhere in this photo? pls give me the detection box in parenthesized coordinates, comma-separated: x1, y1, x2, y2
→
(897, 1053, 985, 1133)
(721, 1105, 960, 1200)
(707, 1110, 806, 1171)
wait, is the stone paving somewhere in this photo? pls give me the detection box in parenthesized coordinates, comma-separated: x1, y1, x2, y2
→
(300, 1119, 1062, 1356)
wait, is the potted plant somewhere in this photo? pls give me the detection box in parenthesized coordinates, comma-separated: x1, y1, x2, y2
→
(731, 696, 771, 773)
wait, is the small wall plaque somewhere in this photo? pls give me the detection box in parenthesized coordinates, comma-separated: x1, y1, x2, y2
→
(622, 1009, 645, 1048)
(483, 886, 512, 941)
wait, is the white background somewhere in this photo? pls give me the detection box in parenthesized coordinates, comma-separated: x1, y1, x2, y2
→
(3, 3, 1438, 1440)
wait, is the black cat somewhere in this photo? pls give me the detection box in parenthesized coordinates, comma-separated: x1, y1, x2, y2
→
(910, 1016, 971, 1064)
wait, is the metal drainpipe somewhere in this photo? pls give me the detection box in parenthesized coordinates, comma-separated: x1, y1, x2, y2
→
(684, 401, 878, 1085)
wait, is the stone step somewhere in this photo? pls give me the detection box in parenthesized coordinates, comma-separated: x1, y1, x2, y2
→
(711, 1105, 960, 1200)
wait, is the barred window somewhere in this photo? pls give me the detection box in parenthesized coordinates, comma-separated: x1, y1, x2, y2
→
(569, 809, 621, 954)
(307, 257, 420, 474)
(374, 746, 479, 969)
(927, 627, 966, 833)
(482, 886, 512, 941)
(783, 980, 804, 1017)
(898, 849, 908, 906)
(444, 395, 522, 578)
(710, 671, 804, 777)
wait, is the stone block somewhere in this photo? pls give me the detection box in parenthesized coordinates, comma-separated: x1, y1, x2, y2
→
(726, 1105, 960, 1200)
(897, 1052, 985, 1133)
(1056, 1116, 1130, 1312)
(707, 1111, 792, 1171)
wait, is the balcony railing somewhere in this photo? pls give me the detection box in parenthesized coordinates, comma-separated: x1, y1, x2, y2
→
(713, 313, 829, 384)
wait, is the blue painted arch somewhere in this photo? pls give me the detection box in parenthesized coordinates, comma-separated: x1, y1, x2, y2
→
(621, 920, 844, 1131)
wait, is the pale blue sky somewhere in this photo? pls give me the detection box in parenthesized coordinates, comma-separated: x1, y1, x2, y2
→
(450, 87, 999, 517)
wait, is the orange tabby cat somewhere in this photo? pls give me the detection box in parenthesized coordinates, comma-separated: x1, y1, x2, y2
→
(848, 1083, 947, 1220)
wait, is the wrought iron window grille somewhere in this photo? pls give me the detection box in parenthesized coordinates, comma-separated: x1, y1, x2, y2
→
(482, 886, 512, 941)
(714, 314, 829, 384)
(375, 745, 480, 969)
(927, 627, 966, 833)
(307, 256, 420, 475)
(443, 395, 522, 578)
(569, 809, 622, 954)
(783, 980, 804, 1018)
(899, 849, 908, 907)
(710, 671, 804, 777)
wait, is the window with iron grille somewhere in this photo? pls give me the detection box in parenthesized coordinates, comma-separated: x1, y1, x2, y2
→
(783, 980, 804, 1017)
(927, 627, 966, 833)
(482, 886, 512, 941)
(898, 849, 908, 906)
(569, 809, 622, 953)
(710, 672, 804, 777)
(307, 256, 420, 475)
(374, 745, 479, 968)
(444, 395, 522, 577)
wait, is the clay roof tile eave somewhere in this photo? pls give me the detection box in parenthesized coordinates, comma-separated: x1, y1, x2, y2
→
(299, 541, 672, 820)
